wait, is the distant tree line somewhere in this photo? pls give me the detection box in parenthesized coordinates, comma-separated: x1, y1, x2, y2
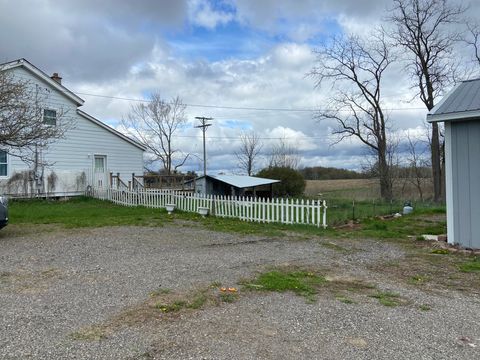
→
(299, 166, 365, 180)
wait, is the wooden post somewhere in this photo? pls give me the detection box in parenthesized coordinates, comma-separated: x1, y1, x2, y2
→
(117, 172, 120, 189)
(109, 172, 113, 187)
(132, 173, 135, 190)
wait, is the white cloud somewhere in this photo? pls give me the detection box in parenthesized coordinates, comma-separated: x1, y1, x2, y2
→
(188, 0, 234, 29)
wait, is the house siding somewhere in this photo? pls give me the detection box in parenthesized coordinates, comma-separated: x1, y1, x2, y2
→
(450, 120, 480, 249)
(0, 65, 143, 196)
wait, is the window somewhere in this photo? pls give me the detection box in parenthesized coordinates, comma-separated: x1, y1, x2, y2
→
(0, 150, 7, 176)
(94, 156, 105, 173)
(43, 109, 57, 126)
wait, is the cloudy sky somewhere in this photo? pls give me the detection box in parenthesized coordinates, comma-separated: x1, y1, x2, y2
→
(1, 0, 478, 174)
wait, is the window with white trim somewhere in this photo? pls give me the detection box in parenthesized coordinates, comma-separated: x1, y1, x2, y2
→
(0, 150, 7, 176)
(43, 109, 57, 126)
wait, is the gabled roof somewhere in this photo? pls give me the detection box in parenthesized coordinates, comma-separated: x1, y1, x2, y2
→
(197, 174, 280, 188)
(0, 58, 84, 106)
(427, 79, 480, 123)
(77, 110, 146, 151)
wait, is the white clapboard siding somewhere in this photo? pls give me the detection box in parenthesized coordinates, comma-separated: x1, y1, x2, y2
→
(89, 187, 327, 228)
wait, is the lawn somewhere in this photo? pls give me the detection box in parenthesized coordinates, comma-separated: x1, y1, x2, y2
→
(7, 196, 446, 242)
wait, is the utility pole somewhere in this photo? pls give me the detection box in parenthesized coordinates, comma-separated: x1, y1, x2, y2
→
(195, 117, 212, 176)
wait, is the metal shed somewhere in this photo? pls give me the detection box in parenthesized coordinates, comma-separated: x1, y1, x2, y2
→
(191, 175, 280, 197)
(427, 79, 480, 249)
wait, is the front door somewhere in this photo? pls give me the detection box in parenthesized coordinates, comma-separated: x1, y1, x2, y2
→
(94, 155, 107, 187)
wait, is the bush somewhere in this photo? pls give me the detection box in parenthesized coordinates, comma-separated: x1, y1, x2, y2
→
(257, 167, 305, 197)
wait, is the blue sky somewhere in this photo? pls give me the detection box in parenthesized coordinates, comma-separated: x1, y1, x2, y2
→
(1, 0, 476, 174)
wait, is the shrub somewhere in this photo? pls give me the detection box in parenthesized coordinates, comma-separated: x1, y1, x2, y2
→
(257, 167, 305, 197)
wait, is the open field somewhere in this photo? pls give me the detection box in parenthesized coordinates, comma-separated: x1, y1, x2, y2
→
(304, 179, 441, 226)
(1, 198, 478, 359)
(305, 178, 434, 201)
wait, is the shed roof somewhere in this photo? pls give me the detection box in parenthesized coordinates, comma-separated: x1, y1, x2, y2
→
(199, 175, 280, 188)
(427, 78, 480, 122)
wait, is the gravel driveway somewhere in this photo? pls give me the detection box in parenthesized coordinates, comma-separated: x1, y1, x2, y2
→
(1, 223, 479, 359)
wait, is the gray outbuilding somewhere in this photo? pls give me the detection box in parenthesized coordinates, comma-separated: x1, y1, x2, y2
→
(190, 174, 280, 197)
(427, 79, 480, 249)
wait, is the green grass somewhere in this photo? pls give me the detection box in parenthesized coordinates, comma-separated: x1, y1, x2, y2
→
(369, 291, 402, 307)
(458, 257, 480, 273)
(243, 269, 326, 300)
(322, 197, 445, 227)
(9, 196, 169, 228)
(7, 197, 446, 242)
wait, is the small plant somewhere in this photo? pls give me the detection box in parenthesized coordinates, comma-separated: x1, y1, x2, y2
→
(335, 295, 355, 304)
(408, 275, 430, 285)
(419, 304, 431, 311)
(243, 269, 325, 300)
(369, 291, 401, 307)
(219, 293, 238, 303)
(155, 301, 186, 313)
(149, 288, 171, 297)
(431, 249, 450, 255)
(187, 294, 208, 309)
(210, 281, 222, 288)
(70, 327, 107, 341)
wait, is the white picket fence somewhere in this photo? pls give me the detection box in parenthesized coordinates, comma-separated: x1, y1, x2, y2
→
(89, 187, 327, 228)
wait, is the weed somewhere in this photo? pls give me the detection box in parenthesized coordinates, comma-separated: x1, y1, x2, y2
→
(336, 295, 355, 304)
(431, 249, 450, 255)
(243, 269, 326, 300)
(70, 327, 107, 341)
(369, 291, 401, 307)
(219, 293, 238, 303)
(408, 275, 430, 285)
(187, 294, 208, 309)
(210, 281, 222, 288)
(458, 257, 480, 273)
(149, 288, 171, 297)
(419, 304, 431, 311)
(155, 300, 187, 313)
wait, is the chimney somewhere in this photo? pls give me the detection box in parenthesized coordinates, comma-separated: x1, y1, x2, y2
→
(51, 72, 62, 85)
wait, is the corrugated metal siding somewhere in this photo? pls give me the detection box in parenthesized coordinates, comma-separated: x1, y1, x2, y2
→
(433, 79, 480, 115)
(451, 121, 480, 249)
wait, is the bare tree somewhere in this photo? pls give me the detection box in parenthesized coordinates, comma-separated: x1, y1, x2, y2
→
(269, 138, 300, 169)
(405, 132, 431, 201)
(123, 94, 189, 174)
(388, 0, 465, 202)
(0, 68, 69, 163)
(465, 22, 480, 67)
(235, 131, 262, 176)
(310, 32, 395, 200)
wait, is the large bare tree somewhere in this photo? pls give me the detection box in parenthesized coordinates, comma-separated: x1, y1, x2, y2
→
(0, 68, 68, 162)
(310, 32, 395, 200)
(388, 0, 465, 202)
(123, 94, 189, 174)
(268, 138, 300, 170)
(235, 131, 262, 176)
(465, 22, 480, 67)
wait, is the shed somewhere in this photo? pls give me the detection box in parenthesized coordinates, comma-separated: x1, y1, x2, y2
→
(192, 175, 280, 197)
(427, 78, 480, 249)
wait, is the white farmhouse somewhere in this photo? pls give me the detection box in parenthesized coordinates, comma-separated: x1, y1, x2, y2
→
(0, 59, 145, 197)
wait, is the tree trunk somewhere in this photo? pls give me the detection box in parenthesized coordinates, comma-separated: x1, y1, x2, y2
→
(378, 150, 393, 201)
(431, 123, 442, 203)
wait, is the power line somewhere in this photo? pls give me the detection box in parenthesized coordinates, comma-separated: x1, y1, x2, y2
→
(74, 91, 426, 112)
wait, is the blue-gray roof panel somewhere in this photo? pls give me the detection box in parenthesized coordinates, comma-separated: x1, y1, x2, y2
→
(431, 79, 480, 115)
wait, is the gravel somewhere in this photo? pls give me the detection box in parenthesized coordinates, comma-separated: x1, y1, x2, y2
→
(0, 224, 479, 359)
